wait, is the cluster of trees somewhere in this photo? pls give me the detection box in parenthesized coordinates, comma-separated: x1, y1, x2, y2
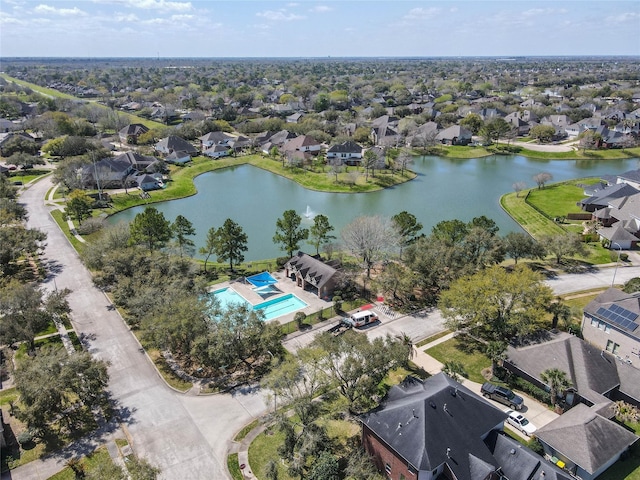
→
(0, 178, 114, 444)
(261, 331, 410, 478)
(0, 175, 47, 278)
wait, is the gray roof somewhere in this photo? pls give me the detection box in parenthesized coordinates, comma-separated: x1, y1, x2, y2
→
(618, 169, 640, 183)
(436, 125, 472, 141)
(200, 131, 233, 144)
(361, 373, 506, 479)
(285, 251, 337, 290)
(327, 140, 363, 154)
(156, 135, 197, 154)
(506, 332, 619, 404)
(536, 403, 638, 475)
(584, 288, 640, 343)
(580, 183, 639, 207)
(486, 431, 571, 480)
(119, 123, 149, 136)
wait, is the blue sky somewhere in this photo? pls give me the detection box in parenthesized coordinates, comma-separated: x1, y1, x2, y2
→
(1, 0, 639, 57)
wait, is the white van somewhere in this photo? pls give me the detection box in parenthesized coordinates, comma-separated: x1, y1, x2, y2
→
(344, 310, 378, 327)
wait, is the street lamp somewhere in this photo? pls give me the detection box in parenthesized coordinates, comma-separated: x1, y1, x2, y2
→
(611, 242, 622, 287)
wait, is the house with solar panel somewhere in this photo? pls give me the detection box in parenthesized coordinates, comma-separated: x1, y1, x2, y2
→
(582, 288, 640, 366)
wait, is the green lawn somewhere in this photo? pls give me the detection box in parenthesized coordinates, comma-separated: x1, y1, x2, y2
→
(526, 181, 596, 218)
(47, 447, 114, 480)
(517, 147, 640, 160)
(426, 336, 491, 383)
(0, 74, 164, 130)
(500, 190, 566, 238)
(0, 388, 18, 406)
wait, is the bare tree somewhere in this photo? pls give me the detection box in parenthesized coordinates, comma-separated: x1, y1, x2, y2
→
(326, 157, 344, 183)
(341, 215, 400, 278)
(512, 181, 527, 197)
(533, 172, 553, 189)
(396, 151, 413, 176)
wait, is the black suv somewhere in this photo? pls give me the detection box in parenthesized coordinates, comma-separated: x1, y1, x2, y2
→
(481, 382, 524, 410)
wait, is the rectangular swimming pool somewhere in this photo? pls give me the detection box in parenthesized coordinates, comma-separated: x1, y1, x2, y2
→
(211, 287, 308, 321)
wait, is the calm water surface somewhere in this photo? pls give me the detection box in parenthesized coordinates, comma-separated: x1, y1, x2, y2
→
(111, 155, 639, 261)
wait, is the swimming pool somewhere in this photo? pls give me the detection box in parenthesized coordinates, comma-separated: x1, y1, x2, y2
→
(211, 287, 308, 321)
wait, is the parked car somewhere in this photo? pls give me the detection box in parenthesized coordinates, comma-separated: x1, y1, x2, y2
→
(342, 310, 378, 328)
(506, 409, 536, 436)
(481, 382, 524, 410)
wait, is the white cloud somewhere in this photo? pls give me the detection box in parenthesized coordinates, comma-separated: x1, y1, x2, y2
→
(403, 7, 441, 21)
(522, 8, 567, 18)
(171, 14, 194, 21)
(287, 2, 299, 6)
(605, 12, 640, 24)
(256, 10, 305, 21)
(34, 4, 87, 16)
(115, 13, 139, 22)
(311, 5, 332, 13)
(92, 0, 192, 12)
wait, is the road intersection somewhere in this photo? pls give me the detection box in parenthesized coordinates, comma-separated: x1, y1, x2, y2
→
(8, 175, 640, 479)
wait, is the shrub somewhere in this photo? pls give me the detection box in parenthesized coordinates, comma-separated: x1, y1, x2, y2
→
(76, 217, 106, 235)
(17, 430, 34, 446)
(276, 257, 289, 268)
(507, 376, 551, 405)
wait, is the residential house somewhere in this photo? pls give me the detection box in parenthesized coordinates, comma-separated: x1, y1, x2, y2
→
(286, 112, 304, 123)
(504, 112, 532, 136)
(371, 115, 400, 146)
(435, 125, 472, 146)
(407, 121, 438, 148)
(579, 182, 639, 212)
(504, 330, 640, 408)
(165, 150, 191, 165)
(118, 124, 149, 144)
(593, 192, 640, 249)
(616, 169, 640, 190)
(281, 135, 321, 153)
(284, 251, 339, 299)
(82, 158, 135, 189)
(361, 373, 570, 480)
(0, 118, 23, 133)
(0, 132, 35, 156)
(203, 144, 230, 159)
(135, 174, 163, 192)
(228, 135, 252, 153)
(265, 130, 296, 148)
(199, 131, 234, 151)
(114, 151, 161, 173)
(583, 288, 640, 367)
(536, 403, 637, 480)
(326, 140, 363, 165)
(155, 135, 198, 158)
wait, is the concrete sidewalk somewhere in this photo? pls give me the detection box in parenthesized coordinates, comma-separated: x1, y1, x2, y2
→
(412, 335, 559, 437)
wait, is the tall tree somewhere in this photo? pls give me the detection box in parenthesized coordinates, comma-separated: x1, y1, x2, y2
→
(65, 189, 93, 226)
(341, 215, 399, 278)
(213, 218, 248, 271)
(362, 150, 378, 180)
(391, 211, 423, 255)
(540, 368, 572, 406)
(14, 346, 109, 437)
(541, 233, 587, 264)
(171, 214, 195, 257)
(308, 214, 335, 255)
(129, 207, 172, 252)
(439, 264, 553, 343)
(312, 331, 405, 413)
(533, 172, 553, 189)
(199, 226, 217, 273)
(503, 232, 545, 264)
(273, 210, 309, 258)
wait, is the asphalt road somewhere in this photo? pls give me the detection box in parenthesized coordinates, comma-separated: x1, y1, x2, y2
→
(15, 177, 269, 480)
(12, 176, 640, 479)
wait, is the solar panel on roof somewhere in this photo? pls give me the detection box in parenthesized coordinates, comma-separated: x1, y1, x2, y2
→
(596, 304, 640, 333)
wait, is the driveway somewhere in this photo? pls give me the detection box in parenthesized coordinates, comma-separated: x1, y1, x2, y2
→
(11, 177, 268, 480)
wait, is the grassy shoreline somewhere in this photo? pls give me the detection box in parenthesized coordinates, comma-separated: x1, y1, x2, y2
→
(106, 154, 417, 214)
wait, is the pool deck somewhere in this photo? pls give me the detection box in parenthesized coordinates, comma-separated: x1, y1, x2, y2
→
(209, 271, 332, 324)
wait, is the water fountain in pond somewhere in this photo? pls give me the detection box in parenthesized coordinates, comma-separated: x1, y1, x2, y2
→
(304, 205, 315, 219)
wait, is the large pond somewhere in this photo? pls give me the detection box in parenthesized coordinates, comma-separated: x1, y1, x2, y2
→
(110, 155, 639, 261)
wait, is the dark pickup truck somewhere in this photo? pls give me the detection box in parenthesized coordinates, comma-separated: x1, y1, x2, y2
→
(481, 382, 524, 410)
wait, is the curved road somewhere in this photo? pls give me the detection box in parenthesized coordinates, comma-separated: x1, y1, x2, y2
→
(17, 177, 268, 480)
(12, 176, 640, 479)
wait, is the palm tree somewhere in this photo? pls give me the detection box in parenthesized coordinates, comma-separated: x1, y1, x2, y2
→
(548, 297, 572, 329)
(540, 368, 572, 406)
(442, 361, 468, 383)
(613, 400, 639, 423)
(396, 332, 415, 366)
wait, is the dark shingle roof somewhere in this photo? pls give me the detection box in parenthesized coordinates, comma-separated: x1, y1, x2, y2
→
(361, 374, 506, 479)
(327, 140, 363, 154)
(285, 251, 337, 290)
